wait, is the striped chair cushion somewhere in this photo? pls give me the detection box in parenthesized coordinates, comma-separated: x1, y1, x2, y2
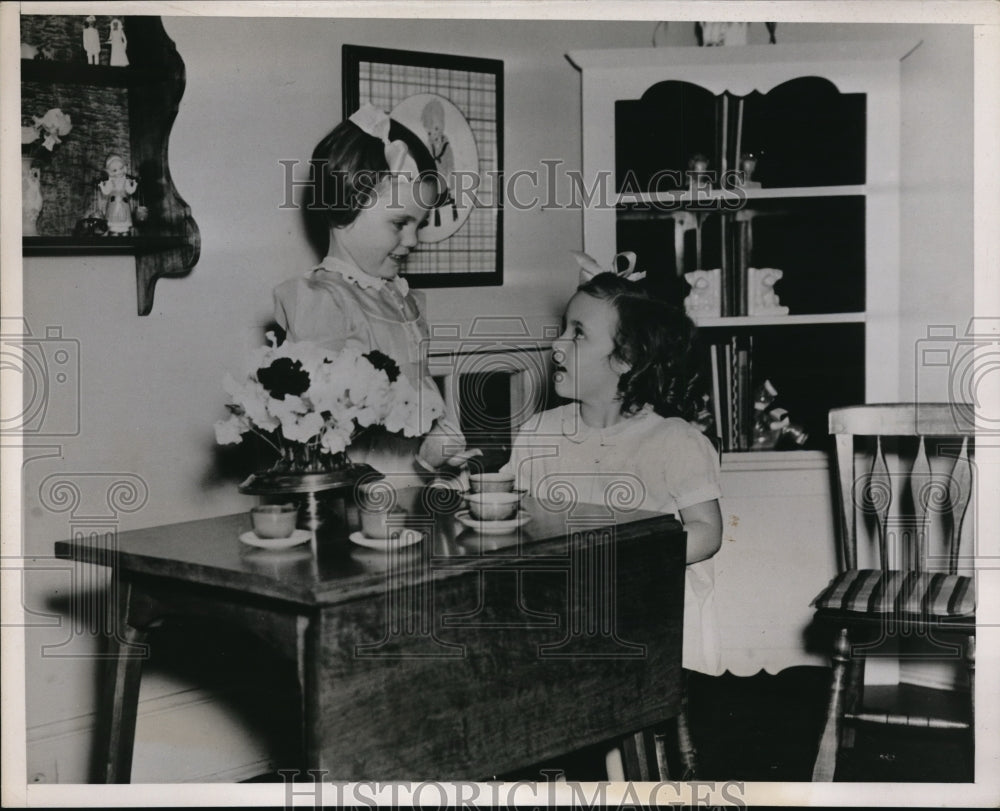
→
(813, 569, 976, 617)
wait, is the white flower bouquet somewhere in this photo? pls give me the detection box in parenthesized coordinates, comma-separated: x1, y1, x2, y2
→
(215, 333, 443, 474)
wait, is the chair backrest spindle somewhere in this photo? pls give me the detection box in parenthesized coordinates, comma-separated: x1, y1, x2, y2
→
(834, 433, 857, 570)
(909, 435, 930, 574)
(828, 404, 974, 577)
(949, 436, 973, 575)
(870, 434, 892, 571)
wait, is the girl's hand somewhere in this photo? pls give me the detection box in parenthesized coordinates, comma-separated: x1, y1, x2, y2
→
(416, 423, 481, 470)
(440, 448, 484, 468)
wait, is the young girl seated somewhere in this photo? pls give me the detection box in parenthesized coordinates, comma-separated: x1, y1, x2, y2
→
(273, 104, 474, 480)
(502, 268, 724, 776)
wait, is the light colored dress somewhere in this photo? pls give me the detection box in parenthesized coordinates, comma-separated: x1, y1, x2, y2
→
(502, 402, 724, 676)
(273, 256, 448, 483)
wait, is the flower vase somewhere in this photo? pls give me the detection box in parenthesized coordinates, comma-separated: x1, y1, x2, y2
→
(22, 156, 43, 236)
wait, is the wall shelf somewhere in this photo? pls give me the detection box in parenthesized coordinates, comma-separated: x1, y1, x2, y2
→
(20, 59, 163, 87)
(23, 235, 189, 255)
(20, 14, 200, 315)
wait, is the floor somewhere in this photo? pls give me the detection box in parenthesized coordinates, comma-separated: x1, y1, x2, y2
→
(239, 664, 973, 783)
(510, 666, 974, 782)
(683, 667, 972, 782)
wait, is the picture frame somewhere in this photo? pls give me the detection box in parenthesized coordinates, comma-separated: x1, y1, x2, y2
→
(343, 44, 504, 288)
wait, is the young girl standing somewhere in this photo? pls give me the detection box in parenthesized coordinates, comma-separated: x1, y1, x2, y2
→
(274, 104, 472, 479)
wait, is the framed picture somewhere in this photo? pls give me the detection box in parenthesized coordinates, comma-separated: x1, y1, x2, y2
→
(343, 44, 504, 287)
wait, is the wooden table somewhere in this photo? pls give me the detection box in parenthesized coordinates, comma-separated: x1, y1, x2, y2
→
(55, 487, 686, 782)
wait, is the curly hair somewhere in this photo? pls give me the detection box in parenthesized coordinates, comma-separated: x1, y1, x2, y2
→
(306, 117, 444, 235)
(577, 272, 700, 421)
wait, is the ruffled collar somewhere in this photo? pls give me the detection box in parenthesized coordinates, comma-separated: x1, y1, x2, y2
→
(315, 255, 410, 296)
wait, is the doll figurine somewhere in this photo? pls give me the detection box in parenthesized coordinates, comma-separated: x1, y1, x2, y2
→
(107, 18, 128, 67)
(82, 16, 100, 65)
(100, 155, 137, 236)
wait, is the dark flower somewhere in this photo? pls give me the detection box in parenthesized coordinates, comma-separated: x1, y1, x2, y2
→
(364, 349, 400, 383)
(257, 357, 310, 400)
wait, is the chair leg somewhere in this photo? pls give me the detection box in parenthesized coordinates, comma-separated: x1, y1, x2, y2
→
(653, 731, 671, 780)
(966, 634, 976, 771)
(675, 690, 699, 779)
(841, 655, 865, 750)
(812, 627, 851, 781)
(618, 729, 656, 780)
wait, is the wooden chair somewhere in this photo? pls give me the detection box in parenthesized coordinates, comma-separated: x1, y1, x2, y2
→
(619, 690, 700, 780)
(810, 404, 975, 781)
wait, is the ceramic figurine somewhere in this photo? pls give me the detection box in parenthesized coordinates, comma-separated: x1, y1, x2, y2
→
(99, 154, 137, 235)
(696, 22, 749, 47)
(738, 152, 762, 189)
(30, 109, 73, 152)
(688, 153, 712, 194)
(22, 160, 43, 236)
(107, 18, 128, 67)
(652, 21, 670, 47)
(75, 175, 110, 236)
(684, 269, 722, 318)
(82, 16, 100, 65)
(747, 267, 789, 316)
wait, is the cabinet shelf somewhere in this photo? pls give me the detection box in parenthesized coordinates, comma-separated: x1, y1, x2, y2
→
(695, 313, 865, 328)
(616, 186, 868, 215)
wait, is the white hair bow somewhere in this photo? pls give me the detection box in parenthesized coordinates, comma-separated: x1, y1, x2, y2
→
(571, 250, 646, 284)
(349, 103, 418, 175)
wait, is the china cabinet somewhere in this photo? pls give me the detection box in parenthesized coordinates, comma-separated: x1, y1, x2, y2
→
(20, 14, 200, 315)
(568, 42, 913, 452)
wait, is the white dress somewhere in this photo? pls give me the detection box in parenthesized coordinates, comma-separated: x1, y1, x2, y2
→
(502, 403, 725, 675)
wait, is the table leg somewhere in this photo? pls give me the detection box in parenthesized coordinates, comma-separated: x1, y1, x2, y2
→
(94, 580, 150, 783)
(296, 614, 324, 775)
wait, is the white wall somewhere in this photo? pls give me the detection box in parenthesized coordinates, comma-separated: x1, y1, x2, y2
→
(20, 17, 974, 782)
